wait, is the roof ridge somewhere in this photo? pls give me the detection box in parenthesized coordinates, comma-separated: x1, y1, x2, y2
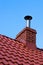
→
(0, 34, 43, 51)
(0, 34, 14, 40)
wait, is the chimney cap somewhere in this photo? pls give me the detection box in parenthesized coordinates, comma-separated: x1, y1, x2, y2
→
(24, 15, 32, 20)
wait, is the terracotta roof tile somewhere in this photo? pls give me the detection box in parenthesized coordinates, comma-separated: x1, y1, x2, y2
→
(0, 34, 43, 65)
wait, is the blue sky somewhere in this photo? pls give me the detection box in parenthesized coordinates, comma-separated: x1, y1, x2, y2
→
(0, 0, 43, 49)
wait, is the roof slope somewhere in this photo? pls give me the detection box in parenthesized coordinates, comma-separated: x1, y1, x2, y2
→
(0, 34, 43, 65)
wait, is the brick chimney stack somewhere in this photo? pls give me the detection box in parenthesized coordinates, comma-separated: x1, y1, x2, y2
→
(16, 15, 37, 49)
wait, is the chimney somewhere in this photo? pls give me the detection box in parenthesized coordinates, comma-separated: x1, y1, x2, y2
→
(16, 15, 37, 49)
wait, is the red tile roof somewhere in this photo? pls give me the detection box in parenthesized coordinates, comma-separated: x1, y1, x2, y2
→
(0, 34, 43, 65)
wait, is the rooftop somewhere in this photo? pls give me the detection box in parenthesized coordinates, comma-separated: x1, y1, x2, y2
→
(0, 15, 43, 65)
(0, 34, 43, 65)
